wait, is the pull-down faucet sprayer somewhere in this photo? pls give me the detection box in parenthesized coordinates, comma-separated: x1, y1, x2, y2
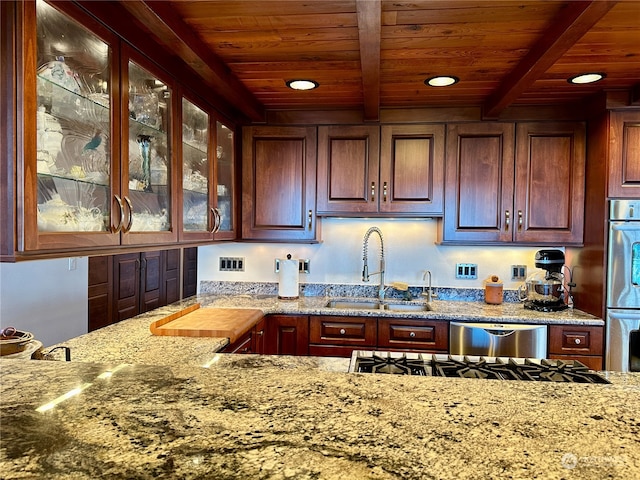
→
(362, 227, 385, 300)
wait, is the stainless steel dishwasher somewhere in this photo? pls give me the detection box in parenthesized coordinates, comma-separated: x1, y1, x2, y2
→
(449, 322, 548, 358)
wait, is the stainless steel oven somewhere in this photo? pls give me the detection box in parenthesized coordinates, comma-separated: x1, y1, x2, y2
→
(606, 199, 640, 371)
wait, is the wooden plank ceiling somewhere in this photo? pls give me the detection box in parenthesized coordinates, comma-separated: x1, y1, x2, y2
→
(122, 0, 640, 122)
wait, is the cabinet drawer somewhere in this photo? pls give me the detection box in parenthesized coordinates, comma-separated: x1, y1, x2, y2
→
(548, 325, 603, 356)
(378, 318, 448, 351)
(309, 316, 376, 346)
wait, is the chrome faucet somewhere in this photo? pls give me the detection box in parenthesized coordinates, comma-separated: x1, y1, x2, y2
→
(362, 227, 385, 300)
(422, 270, 436, 302)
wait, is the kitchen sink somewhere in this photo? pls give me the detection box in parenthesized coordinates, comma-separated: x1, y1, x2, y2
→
(325, 300, 384, 310)
(324, 300, 432, 312)
(383, 303, 432, 312)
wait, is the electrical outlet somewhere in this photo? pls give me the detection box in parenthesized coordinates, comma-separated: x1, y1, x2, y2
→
(274, 259, 310, 274)
(455, 263, 478, 279)
(219, 257, 245, 272)
(511, 264, 527, 280)
(68, 258, 77, 271)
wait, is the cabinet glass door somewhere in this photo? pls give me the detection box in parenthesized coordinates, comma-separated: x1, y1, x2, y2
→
(35, 0, 111, 234)
(215, 121, 235, 235)
(126, 61, 172, 234)
(182, 98, 211, 232)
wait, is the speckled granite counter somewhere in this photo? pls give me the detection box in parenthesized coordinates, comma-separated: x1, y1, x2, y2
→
(1, 357, 638, 479)
(47, 293, 602, 366)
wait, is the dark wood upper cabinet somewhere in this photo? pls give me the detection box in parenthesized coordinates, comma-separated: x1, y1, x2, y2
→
(242, 126, 319, 241)
(513, 122, 585, 244)
(440, 121, 585, 245)
(317, 124, 444, 216)
(440, 122, 516, 243)
(317, 126, 380, 214)
(608, 111, 640, 198)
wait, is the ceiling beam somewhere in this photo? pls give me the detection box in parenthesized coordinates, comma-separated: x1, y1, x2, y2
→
(356, 0, 381, 122)
(119, 0, 265, 123)
(483, 0, 617, 119)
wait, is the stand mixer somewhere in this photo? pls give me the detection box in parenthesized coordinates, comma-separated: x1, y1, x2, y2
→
(518, 250, 571, 312)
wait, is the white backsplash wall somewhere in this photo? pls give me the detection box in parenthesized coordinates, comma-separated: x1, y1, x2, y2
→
(198, 218, 558, 292)
(0, 257, 88, 347)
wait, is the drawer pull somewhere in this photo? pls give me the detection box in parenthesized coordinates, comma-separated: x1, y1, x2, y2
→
(340, 328, 346, 335)
(409, 332, 416, 338)
(574, 338, 581, 345)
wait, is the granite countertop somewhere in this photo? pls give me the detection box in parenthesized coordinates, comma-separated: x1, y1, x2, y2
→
(46, 293, 603, 366)
(1, 357, 638, 479)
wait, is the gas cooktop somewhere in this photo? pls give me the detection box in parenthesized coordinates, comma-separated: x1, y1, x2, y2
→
(349, 351, 611, 384)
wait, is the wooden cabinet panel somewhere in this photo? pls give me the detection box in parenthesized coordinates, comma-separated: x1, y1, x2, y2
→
(378, 318, 448, 351)
(264, 315, 309, 356)
(609, 111, 640, 198)
(182, 247, 198, 298)
(113, 253, 140, 322)
(90, 248, 192, 331)
(317, 124, 444, 216)
(379, 124, 444, 215)
(164, 249, 180, 305)
(514, 122, 585, 244)
(317, 126, 380, 214)
(548, 324, 603, 370)
(549, 354, 602, 371)
(309, 316, 377, 347)
(548, 325, 603, 356)
(88, 256, 112, 331)
(441, 121, 585, 245)
(242, 126, 318, 241)
(441, 123, 515, 243)
(252, 317, 267, 354)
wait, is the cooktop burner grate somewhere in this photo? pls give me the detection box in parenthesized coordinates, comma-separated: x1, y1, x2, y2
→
(350, 351, 611, 384)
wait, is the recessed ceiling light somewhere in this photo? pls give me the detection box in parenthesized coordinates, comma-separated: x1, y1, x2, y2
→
(425, 76, 459, 87)
(286, 79, 319, 90)
(568, 73, 606, 84)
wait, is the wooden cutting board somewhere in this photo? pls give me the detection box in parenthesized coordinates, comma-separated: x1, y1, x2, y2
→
(150, 304, 264, 343)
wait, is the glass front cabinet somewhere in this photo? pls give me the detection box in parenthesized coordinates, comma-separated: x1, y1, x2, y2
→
(180, 95, 236, 242)
(13, 0, 235, 256)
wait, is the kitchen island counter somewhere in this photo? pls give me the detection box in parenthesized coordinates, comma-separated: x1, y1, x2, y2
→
(0, 356, 638, 480)
(49, 293, 603, 366)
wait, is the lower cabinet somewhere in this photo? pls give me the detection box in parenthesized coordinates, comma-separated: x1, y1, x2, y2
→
(263, 315, 309, 356)
(308, 315, 377, 357)
(548, 325, 603, 371)
(378, 318, 448, 352)
(222, 316, 267, 354)
(88, 248, 196, 331)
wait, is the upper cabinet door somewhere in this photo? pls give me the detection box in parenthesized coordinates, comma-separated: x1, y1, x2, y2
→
(120, 47, 177, 245)
(609, 111, 640, 199)
(213, 120, 236, 240)
(441, 123, 515, 243)
(242, 126, 318, 242)
(23, 0, 121, 251)
(379, 124, 444, 215)
(514, 122, 585, 245)
(317, 125, 380, 215)
(180, 95, 214, 240)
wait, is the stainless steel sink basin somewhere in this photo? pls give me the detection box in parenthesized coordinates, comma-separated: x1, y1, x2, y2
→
(325, 300, 384, 310)
(324, 300, 431, 312)
(383, 303, 432, 312)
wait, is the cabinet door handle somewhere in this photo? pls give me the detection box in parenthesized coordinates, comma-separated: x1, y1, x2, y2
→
(123, 196, 134, 233)
(308, 210, 313, 230)
(505, 210, 510, 231)
(371, 182, 375, 202)
(518, 210, 523, 231)
(209, 207, 218, 233)
(112, 195, 125, 233)
(215, 208, 222, 233)
(383, 182, 388, 202)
